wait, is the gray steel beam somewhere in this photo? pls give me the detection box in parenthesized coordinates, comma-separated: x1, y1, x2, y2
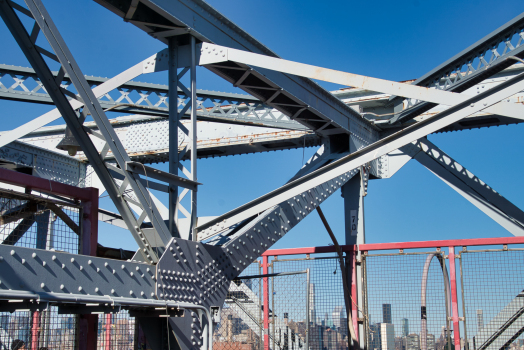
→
(409, 138, 524, 236)
(18, 117, 320, 163)
(92, 0, 375, 138)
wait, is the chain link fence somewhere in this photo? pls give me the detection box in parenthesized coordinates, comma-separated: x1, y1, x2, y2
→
(460, 249, 524, 350)
(0, 189, 81, 350)
(363, 252, 452, 350)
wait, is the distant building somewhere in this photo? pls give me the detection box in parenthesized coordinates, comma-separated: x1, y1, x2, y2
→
(380, 324, 395, 350)
(383, 304, 392, 324)
(309, 284, 316, 325)
(406, 333, 420, 350)
(332, 306, 345, 329)
(369, 323, 381, 350)
(401, 319, 409, 337)
(477, 310, 484, 331)
(427, 334, 436, 350)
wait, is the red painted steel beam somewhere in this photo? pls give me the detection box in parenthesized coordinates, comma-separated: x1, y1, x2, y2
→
(448, 247, 461, 350)
(262, 255, 270, 350)
(262, 244, 356, 256)
(0, 168, 93, 201)
(359, 236, 524, 251)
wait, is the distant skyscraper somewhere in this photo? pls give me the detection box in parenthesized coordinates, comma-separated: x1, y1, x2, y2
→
(401, 318, 409, 337)
(383, 304, 392, 324)
(477, 310, 484, 330)
(380, 323, 395, 350)
(369, 323, 381, 350)
(309, 284, 316, 324)
(332, 306, 345, 329)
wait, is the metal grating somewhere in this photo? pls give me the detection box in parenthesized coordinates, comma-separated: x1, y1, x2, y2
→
(460, 249, 524, 350)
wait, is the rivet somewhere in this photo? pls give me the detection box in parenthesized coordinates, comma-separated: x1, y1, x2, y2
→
(111, 289, 115, 294)
(71, 258, 75, 263)
(52, 255, 56, 261)
(60, 284, 64, 290)
(32, 253, 36, 258)
(10, 250, 15, 256)
(40, 283, 45, 288)
(78, 286, 82, 292)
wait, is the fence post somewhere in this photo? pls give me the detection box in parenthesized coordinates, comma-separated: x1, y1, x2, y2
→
(263, 255, 270, 350)
(31, 311, 39, 350)
(349, 249, 359, 343)
(78, 187, 99, 350)
(448, 246, 461, 350)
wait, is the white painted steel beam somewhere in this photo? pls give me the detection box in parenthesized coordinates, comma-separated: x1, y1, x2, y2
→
(199, 43, 524, 122)
(197, 71, 524, 236)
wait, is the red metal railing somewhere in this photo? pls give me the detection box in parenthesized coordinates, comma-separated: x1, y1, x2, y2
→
(262, 235, 524, 350)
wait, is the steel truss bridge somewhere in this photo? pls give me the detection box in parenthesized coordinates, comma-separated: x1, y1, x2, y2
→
(0, 0, 522, 349)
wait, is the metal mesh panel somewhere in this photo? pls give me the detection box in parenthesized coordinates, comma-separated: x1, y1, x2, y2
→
(363, 253, 451, 350)
(271, 255, 346, 350)
(461, 250, 524, 350)
(37, 309, 77, 350)
(97, 310, 136, 350)
(214, 261, 263, 350)
(0, 191, 80, 253)
(0, 190, 81, 349)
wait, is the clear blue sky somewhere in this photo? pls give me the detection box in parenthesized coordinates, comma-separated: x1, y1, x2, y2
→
(0, 0, 523, 251)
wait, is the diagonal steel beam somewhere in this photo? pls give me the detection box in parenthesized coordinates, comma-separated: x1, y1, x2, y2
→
(409, 138, 524, 236)
(199, 43, 524, 122)
(197, 70, 524, 237)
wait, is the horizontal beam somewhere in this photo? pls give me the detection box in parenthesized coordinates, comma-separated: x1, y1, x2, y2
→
(0, 167, 94, 201)
(126, 162, 202, 191)
(261, 244, 356, 256)
(359, 236, 524, 251)
(125, 161, 201, 191)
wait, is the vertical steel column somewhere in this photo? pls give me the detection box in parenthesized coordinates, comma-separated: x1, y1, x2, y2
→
(342, 173, 365, 349)
(190, 36, 198, 241)
(448, 247, 461, 350)
(168, 37, 180, 237)
(31, 311, 39, 350)
(79, 187, 99, 350)
(263, 256, 270, 350)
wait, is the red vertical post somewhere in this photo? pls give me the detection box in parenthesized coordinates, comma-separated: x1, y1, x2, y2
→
(448, 246, 461, 350)
(263, 256, 270, 350)
(105, 313, 112, 350)
(31, 311, 40, 350)
(349, 249, 359, 342)
(78, 187, 99, 350)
